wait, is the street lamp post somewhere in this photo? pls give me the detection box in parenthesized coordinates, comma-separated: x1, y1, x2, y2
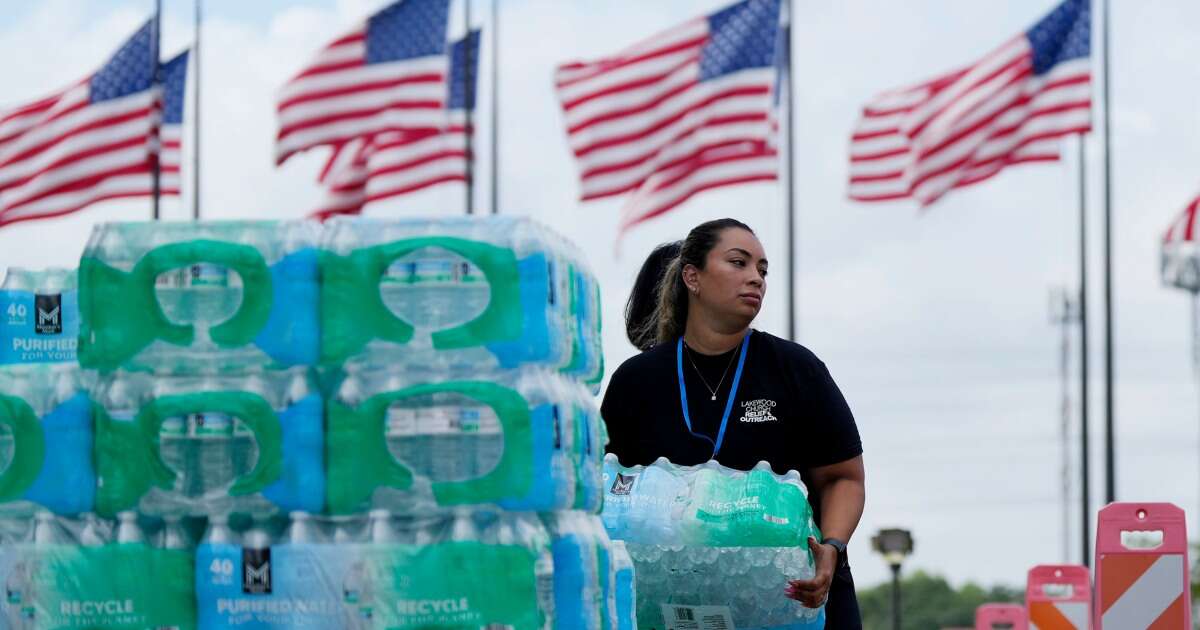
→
(872, 528, 914, 630)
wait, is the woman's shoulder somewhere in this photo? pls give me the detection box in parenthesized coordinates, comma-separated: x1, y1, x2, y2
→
(609, 340, 675, 382)
(752, 329, 827, 377)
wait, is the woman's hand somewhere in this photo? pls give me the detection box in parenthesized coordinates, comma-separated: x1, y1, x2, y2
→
(784, 536, 836, 608)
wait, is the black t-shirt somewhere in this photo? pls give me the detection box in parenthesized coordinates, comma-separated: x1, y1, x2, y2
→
(601, 329, 863, 523)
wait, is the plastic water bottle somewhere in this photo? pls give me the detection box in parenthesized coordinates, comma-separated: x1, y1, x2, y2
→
(589, 517, 618, 630)
(155, 378, 190, 497)
(333, 515, 364, 546)
(368, 509, 399, 543)
(284, 369, 311, 408)
(550, 404, 577, 509)
(231, 374, 265, 485)
(0, 267, 33, 291)
(611, 540, 636, 630)
(634, 460, 687, 544)
(194, 379, 235, 501)
(511, 513, 557, 628)
(0, 416, 13, 487)
(202, 514, 238, 546)
(286, 510, 323, 544)
(79, 513, 110, 547)
(5, 557, 33, 629)
(545, 512, 602, 630)
(115, 511, 144, 544)
(161, 516, 192, 551)
(157, 516, 191, 630)
(196, 513, 239, 630)
(474, 405, 505, 483)
(449, 511, 480, 542)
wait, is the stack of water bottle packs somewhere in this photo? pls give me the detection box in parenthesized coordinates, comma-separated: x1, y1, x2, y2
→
(1, 269, 195, 630)
(0, 216, 629, 630)
(602, 455, 826, 630)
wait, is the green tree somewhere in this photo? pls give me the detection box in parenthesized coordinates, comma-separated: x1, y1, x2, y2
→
(857, 571, 1022, 630)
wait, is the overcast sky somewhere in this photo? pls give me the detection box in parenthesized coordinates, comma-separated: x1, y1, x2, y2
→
(1, 0, 1198, 591)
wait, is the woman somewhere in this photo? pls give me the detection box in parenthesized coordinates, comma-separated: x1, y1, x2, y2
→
(601, 218, 865, 627)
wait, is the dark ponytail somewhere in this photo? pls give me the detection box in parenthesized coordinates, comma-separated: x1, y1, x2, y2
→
(625, 241, 682, 350)
(625, 218, 754, 350)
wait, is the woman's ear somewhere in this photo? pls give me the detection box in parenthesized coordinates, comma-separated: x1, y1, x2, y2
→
(681, 263, 700, 295)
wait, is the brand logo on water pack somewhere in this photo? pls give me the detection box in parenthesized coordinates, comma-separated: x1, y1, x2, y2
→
(611, 473, 636, 496)
(242, 548, 272, 594)
(34, 294, 61, 335)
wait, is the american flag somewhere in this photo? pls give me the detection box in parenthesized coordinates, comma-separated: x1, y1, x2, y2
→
(1161, 192, 1200, 292)
(848, 0, 1091, 206)
(554, 0, 781, 233)
(275, 0, 451, 165)
(312, 30, 479, 220)
(159, 49, 189, 196)
(0, 20, 169, 228)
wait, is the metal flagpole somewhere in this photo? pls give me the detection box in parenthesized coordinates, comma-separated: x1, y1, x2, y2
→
(1077, 135, 1092, 567)
(463, 0, 475, 215)
(1192, 291, 1200, 537)
(1101, 0, 1116, 504)
(151, 0, 162, 220)
(1049, 288, 1075, 563)
(489, 0, 498, 215)
(783, 0, 796, 341)
(193, 0, 202, 220)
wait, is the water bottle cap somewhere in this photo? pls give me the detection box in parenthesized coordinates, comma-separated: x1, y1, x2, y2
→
(289, 510, 310, 521)
(368, 509, 391, 520)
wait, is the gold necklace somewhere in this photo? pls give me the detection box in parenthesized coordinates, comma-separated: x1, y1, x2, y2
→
(685, 344, 739, 401)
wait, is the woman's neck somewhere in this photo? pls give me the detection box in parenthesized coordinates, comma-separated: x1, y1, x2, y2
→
(683, 312, 749, 355)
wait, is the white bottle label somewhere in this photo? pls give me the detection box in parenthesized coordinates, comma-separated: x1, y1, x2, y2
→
(661, 604, 735, 630)
(386, 405, 500, 437)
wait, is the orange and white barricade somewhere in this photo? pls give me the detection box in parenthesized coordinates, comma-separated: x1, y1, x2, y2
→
(977, 603, 1028, 630)
(1094, 502, 1192, 629)
(1026, 564, 1091, 629)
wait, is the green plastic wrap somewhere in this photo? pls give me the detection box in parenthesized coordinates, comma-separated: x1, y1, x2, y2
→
(78, 239, 273, 371)
(3, 542, 195, 629)
(327, 381, 534, 514)
(0, 394, 44, 502)
(320, 237, 522, 364)
(94, 391, 283, 517)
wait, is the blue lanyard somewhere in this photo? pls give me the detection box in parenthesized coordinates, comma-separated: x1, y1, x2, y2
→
(676, 331, 751, 459)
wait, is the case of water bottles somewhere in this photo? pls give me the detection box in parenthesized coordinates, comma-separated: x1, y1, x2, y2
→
(78, 221, 321, 373)
(602, 455, 825, 629)
(194, 509, 558, 630)
(91, 368, 324, 518)
(320, 217, 603, 388)
(0, 365, 93, 519)
(328, 366, 603, 515)
(0, 269, 94, 518)
(1, 510, 198, 629)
